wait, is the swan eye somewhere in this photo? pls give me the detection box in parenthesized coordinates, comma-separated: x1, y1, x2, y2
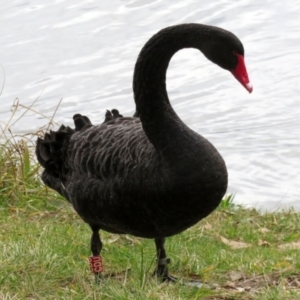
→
(232, 50, 238, 56)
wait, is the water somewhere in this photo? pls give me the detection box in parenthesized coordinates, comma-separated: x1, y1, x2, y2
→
(0, 0, 299, 210)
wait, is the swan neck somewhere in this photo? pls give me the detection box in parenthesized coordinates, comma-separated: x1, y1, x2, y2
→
(134, 25, 208, 100)
(133, 24, 209, 151)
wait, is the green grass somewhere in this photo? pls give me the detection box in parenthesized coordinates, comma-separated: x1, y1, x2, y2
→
(1, 137, 300, 299)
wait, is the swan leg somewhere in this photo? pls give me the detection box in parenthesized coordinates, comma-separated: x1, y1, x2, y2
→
(154, 238, 209, 288)
(153, 238, 177, 282)
(89, 225, 103, 283)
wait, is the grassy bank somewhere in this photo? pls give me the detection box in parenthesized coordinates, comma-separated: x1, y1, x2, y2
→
(0, 137, 300, 299)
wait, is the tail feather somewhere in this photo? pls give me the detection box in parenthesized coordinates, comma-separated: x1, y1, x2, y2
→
(36, 125, 75, 177)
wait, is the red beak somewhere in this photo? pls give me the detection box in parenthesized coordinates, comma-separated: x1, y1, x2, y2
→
(231, 54, 253, 93)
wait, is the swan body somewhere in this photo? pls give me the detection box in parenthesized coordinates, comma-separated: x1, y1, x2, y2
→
(36, 23, 252, 281)
(41, 113, 226, 238)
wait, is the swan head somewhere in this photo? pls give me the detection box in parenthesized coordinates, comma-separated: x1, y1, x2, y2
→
(200, 27, 253, 93)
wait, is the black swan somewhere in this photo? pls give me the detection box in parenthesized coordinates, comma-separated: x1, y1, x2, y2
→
(36, 24, 252, 284)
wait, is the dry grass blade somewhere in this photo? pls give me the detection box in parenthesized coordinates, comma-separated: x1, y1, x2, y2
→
(9, 90, 43, 128)
(0, 64, 5, 98)
(278, 241, 300, 250)
(258, 239, 271, 247)
(258, 227, 270, 234)
(0, 98, 19, 138)
(218, 235, 251, 249)
(0, 86, 63, 140)
(46, 97, 63, 132)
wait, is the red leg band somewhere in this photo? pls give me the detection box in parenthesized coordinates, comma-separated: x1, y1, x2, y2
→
(89, 255, 104, 273)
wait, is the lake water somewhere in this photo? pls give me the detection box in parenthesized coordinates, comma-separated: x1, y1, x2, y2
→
(1, 0, 299, 211)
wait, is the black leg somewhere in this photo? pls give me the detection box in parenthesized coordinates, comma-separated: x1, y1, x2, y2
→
(153, 238, 207, 288)
(153, 238, 177, 282)
(89, 225, 103, 283)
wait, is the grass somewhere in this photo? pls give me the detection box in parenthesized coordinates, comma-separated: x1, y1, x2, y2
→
(0, 108, 300, 299)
